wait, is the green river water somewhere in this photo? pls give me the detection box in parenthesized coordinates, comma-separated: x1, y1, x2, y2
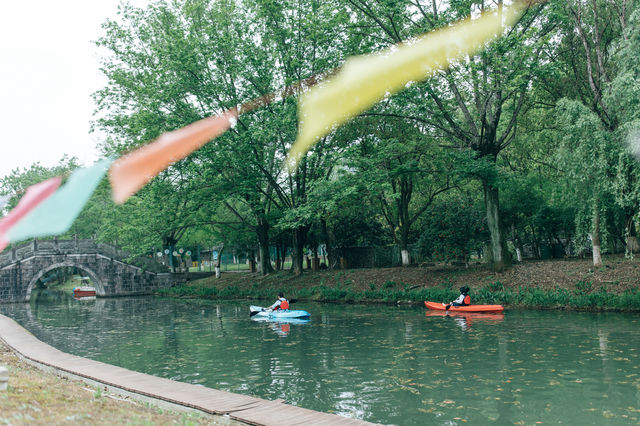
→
(1, 290, 639, 425)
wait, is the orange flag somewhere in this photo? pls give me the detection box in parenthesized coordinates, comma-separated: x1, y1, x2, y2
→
(109, 109, 238, 204)
(0, 177, 61, 251)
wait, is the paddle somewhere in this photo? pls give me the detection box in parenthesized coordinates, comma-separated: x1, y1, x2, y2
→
(249, 307, 264, 317)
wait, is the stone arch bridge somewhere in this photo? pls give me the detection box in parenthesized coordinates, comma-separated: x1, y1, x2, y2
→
(0, 238, 184, 303)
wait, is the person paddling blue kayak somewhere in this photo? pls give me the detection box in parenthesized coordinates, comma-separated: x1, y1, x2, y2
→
(249, 293, 309, 318)
(267, 292, 289, 311)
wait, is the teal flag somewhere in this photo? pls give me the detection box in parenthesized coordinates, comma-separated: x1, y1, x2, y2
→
(7, 158, 114, 242)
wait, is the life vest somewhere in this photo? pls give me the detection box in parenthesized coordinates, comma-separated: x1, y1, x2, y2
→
(463, 295, 471, 305)
(280, 299, 289, 310)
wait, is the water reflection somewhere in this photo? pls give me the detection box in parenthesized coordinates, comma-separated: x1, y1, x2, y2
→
(250, 317, 311, 337)
(0, 291, 639, 425)
(424, 310, 505, 330)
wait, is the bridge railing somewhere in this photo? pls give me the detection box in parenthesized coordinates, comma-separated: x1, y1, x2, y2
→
(0, 239, 169, 273)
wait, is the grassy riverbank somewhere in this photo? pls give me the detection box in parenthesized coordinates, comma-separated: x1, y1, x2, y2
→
(158, 256, 640, 311)
(0, 341, 216, 425)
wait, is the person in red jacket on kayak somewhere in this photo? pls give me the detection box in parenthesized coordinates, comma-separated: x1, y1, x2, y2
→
(268, 292, 289, 311)
(448, 286, 471, 309)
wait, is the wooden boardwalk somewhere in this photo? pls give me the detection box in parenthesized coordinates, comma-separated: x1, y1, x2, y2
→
(0, 314, 378, 426)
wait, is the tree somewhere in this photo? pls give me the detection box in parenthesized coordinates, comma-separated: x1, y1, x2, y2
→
(417, 193, 488, 265)
(0, 157, 105, 245)
(341, 117, 474, 265)
(93, 0, 352, 274)
(608, 8, 640, 254)
(0, 156, 80, 212)
(550, 0, 639, 265)
(344, 0, 554, 271)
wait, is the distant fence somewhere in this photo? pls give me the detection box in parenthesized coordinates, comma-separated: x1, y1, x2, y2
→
(147, 244, 470, 271)
(337, 245, 429, 269)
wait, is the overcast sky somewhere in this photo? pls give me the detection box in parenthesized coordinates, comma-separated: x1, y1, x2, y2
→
(0, 1, 147, 179)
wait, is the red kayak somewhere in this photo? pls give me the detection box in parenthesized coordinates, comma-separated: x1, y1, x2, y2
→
(424, 301, 504, 313)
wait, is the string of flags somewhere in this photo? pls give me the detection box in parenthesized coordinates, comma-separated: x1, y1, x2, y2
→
(0, 2, 530, 252)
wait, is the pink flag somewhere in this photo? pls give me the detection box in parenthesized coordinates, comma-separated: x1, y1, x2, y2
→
(0, 177, 62, 251)
(109, 109, 238, 204)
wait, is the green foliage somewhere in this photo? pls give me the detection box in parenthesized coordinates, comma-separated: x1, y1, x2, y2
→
(0, 156, 80, 212)
(486, 281, 505, 292)
(575, 280, 593, 295)
(417, 195, 488, 262)
(382, 280, 396, 289)
(158, 279, 640, 310)
(91, 0, 363, 271)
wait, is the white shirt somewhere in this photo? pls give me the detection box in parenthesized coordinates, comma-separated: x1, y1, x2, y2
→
(269, 297, 286, 310)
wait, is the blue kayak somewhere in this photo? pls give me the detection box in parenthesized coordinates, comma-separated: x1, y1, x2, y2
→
(250, 305, 310, 319)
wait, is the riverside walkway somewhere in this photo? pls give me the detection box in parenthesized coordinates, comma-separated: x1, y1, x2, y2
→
(0, 315, 377, 426)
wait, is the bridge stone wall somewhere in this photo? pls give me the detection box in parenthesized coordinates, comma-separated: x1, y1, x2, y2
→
(0, 239, 180, 303)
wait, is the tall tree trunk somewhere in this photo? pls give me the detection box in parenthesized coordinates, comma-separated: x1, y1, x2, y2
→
(625, 213, 639, 254)
(248, 250, 256, 272)
(256, 213, 274, 275)
(163, 236, 178, 272)
(280, 244, 288, 270)
(292, 227, 308, 275)
(483, 179, 511, 272)
(592, 202, 603, 267)
(215, 244, 224, 278)
(512, 224, 523, 262)
(399, 222, 411, 266)
(275, 244, 282, 271)
(398, 177, 412, 266)
(399, 238, 411, 267)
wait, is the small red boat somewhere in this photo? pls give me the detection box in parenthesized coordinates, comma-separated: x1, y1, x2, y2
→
(424, 301, 504, 312)
(73, 286, 96, 298)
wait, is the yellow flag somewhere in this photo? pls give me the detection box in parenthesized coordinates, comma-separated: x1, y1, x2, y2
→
(288, 2, 527, 169)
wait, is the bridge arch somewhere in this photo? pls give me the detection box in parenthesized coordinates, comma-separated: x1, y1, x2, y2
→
(1, 238, 179, 302)
(25, 262, 107, 301)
